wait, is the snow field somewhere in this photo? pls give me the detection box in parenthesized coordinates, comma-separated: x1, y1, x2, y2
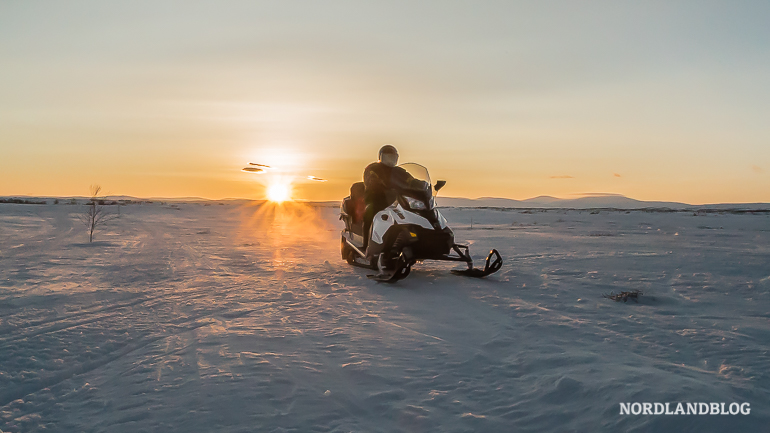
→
(1, 202, 768, 432)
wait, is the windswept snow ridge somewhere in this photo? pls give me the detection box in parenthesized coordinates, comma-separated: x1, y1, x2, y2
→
(1, 202, 768, 432)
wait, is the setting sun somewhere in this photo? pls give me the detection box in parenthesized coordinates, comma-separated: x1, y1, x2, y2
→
(267, 183, 291, 202)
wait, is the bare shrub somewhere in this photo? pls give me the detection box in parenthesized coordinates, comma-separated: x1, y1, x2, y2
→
(78, 185, 118, 242)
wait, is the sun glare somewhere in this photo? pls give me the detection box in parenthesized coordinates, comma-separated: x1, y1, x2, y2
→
(267, 183, 291, 202)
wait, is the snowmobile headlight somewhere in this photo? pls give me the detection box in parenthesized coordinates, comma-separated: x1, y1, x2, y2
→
(405, 196, 426, 210)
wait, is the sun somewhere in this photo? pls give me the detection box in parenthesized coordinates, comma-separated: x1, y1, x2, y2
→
(267, 183, 291, 203)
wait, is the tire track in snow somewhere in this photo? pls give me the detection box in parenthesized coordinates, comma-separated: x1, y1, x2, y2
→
(0, 293, 166, 344)
(0, 315, 219, 408)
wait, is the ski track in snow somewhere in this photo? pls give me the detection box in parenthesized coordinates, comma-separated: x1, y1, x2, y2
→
(1, 203, 769, 432)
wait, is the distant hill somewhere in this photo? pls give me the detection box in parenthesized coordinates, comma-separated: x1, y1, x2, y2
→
(436, 194, 769, 210)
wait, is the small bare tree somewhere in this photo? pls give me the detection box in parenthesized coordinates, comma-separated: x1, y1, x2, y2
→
(78, 185, 118, 242)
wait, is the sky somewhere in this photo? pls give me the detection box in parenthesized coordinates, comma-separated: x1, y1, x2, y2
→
(1, 1, 769, 204)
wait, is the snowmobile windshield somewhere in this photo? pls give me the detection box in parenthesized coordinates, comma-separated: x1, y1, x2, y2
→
(398, 163, 431, 191)
(394, 163, 436, 211)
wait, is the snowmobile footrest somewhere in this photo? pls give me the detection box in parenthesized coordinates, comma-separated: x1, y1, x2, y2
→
(368, 253, 412, 283)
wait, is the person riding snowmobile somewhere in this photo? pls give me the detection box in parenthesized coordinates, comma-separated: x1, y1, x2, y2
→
(362, 145, 425, 253)
(339, 148, 503, 281)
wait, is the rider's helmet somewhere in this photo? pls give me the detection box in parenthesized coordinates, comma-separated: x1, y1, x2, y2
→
(378, 145, 399, 168)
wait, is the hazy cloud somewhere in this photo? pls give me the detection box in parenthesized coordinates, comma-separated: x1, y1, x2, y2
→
(550, 175, 574, 179)
(752, 165, 763, 174)
(613, 173, 622, 177)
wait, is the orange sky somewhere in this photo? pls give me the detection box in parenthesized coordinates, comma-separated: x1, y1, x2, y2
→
(1, 1, 769, 204)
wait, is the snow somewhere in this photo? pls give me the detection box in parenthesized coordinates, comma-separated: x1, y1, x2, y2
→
(1, 202, 769, 432)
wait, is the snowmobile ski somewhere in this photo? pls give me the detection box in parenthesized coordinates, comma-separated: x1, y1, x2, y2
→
(451, 249, 503, 278)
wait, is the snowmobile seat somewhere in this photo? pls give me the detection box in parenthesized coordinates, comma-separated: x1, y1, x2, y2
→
(342, 182, 366, 235)
(347, 182, 365, 223)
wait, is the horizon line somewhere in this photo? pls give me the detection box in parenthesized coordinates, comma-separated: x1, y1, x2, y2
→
(3, 194, 770, 207)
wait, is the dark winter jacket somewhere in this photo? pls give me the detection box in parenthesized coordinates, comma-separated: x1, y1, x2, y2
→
(364, 163, 414, 192)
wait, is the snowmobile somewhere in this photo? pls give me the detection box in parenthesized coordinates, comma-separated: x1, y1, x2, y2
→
(340, 163, 502, 282)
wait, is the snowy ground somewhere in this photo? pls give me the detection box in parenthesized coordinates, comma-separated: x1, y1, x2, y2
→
(1, 202, 769, 432)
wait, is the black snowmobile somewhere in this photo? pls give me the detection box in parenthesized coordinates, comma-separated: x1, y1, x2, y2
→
(340, 163, 502, 282)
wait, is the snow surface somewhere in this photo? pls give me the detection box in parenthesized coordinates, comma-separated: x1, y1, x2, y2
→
(1, 202, 769, 432)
